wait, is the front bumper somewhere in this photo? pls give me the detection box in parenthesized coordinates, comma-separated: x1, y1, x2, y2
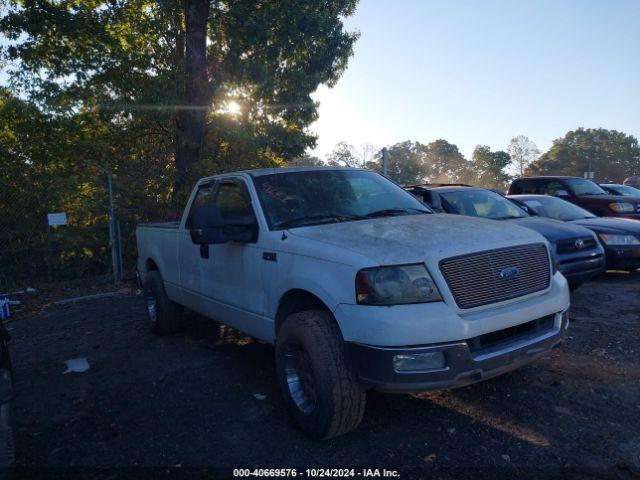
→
(346, 310, 569, 393)
(558, 253, 606, 284)
(604, 245, 640, 271)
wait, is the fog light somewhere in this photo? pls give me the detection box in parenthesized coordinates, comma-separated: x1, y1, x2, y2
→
(392, 352, 446, 372)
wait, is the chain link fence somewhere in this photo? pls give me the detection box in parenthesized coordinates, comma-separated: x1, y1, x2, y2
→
(0, 168, 179, 292)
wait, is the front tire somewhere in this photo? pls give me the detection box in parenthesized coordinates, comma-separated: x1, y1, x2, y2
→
(143, 271, 183, 335)
(275, 310, 366, 440)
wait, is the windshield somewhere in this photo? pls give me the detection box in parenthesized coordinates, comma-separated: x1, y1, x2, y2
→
(605, 185, 640, 198)
(253, 169, 431, 229)
(520, 196, 596, 221)
(439, 189, 529, 220)
(566, 179, 607, 196)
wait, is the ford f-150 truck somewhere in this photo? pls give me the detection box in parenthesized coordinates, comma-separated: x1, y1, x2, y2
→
(136, 167, 570, 439)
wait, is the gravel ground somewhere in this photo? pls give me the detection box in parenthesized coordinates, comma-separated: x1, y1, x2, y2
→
(4, 273, 640, 479)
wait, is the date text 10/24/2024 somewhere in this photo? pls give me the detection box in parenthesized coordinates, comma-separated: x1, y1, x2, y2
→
(233, 469, 401, 478)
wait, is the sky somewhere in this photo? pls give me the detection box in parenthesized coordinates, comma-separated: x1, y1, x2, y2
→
(310, 0, 640, 159)
(2, 0, 638, 162)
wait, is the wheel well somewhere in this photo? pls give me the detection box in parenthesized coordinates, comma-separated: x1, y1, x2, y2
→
(146, 258, 159, 272)
(275, 289, 330, 334)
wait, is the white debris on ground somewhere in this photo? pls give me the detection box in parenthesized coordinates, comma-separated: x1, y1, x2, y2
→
(63, 358, 90, 374)
(253, 393, 267, 400)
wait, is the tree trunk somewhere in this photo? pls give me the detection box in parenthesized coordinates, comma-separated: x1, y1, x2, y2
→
(174, 0, 210, 202)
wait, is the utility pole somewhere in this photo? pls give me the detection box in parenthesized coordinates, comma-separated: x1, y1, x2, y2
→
(382, 147, 388, 177)
(107, 173, 121, 283)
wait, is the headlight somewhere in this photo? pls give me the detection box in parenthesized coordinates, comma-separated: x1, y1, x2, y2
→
(609, 202, 635, 213)
(355, 264, 442, 305)
(598, 234, 640, 245)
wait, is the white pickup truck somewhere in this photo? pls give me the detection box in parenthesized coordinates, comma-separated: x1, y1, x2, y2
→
(136, 167, 570, 439)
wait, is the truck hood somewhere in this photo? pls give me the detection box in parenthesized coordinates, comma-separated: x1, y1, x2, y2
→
(287, 213, 546, 266)
(506, 217, 596, 243)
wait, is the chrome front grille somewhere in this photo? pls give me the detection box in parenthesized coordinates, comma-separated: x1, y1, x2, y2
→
(440, 243, 551, 309)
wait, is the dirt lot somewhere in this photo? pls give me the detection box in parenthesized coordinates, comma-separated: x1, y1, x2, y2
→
(5, 273, 640, 479)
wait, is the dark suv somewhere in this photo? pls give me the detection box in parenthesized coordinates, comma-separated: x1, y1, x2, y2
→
(508, 177, 640, 220)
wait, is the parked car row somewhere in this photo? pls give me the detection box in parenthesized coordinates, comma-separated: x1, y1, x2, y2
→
(406, 176, 640, 283)
(509, 195, 640, 272)
(508, 176, 640, 220)
(405, 184, 605, 289)
(507, 176, 640, 272)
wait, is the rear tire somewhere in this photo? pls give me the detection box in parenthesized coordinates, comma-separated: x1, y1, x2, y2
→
(143, 271, 183, 335)
(275, 309, 366, 440)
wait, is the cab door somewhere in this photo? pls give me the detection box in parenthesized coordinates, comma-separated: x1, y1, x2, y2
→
(177, 181, 218, 313)
(184, 178, 269, 340)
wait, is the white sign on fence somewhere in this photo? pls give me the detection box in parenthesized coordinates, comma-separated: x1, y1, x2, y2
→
(47, 212, 68, 226)
(583, 171, 595, 179)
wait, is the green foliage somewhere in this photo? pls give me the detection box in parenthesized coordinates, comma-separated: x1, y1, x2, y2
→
(472, 145, 511, 190)
(0, 1, 359, 284)
(326, 141, 360, 167)
(366, 139, 475, 186)
(0, 88, 178, 286)
(0, 0, 360, 198)
(371, 141, 428, 185)
(424, 139, 475, 184)
(282, 154, 325, 167)
(528, 128, 640, 182)
(0, 89, 108, 283)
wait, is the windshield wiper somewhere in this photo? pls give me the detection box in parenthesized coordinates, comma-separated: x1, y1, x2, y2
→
(364, 208, 429, 218)
(277, 213, 366, 229)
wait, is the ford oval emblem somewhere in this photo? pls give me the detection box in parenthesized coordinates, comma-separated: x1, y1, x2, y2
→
(500, 266, 519, 280)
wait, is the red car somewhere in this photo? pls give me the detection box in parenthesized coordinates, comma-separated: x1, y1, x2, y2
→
(508, 176, 640, 220)
(624, 176, 640, 189)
